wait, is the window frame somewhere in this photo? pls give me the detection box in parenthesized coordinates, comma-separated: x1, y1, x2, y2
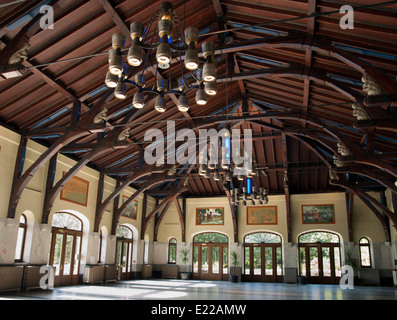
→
(168, 238, 177, 264)
(359, 237, 372, 268)
(15, 214, 27, 262)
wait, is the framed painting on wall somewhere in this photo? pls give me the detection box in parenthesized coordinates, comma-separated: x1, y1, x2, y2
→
(302, 204, 335, 224)
(246, 206, 277, 225)
(60, 173, 89, 206)
(121, 195, 138, 220)
(196, 207, 224, 225)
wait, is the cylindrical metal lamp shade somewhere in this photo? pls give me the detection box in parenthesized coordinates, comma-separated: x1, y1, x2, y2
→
(108, 54, 123, 75)
(114, 82, 127, 100)
(202, 41, 215, 58)
(185, 27, 199, 45)
(202, 59, 216, 82)
(204, 81, 217, 95)
(155, 96, 167, 112)
(195, 88, 207, 105)
(112, 33, 125, 49)
(177, 95, 189, 112)
(158, 20, 172, 38)
(127, 44, 142, 66)
(156, 79, 169, 92)
(135, 73, 146, 87)
(133, 92, 145, 108)
(156, 41, 171, 65)
(105, 72, 118, 88)
(130, 21, 144, 40)
(184, 47, 199, 70)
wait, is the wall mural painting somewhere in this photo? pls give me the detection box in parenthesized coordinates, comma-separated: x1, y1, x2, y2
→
(246, 206, 277, 225)
(196, 207, 224, 225)
(302, 204, 335, 224)
(121, 195, 138, 220)
(60, 173, 89, 206)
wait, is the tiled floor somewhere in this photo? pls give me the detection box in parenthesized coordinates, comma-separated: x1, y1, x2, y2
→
(1, 279, 396, 300)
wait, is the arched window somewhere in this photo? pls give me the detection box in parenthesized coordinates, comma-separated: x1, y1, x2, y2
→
(298, 231, 340, 243)
(193, 232, 228, 243)
(52, 212, 82, 231)
(359, 237, 372, 268)
(15, 214, 27, 262)
(168, 238, 177, 264)
(244, 232, 282, 243)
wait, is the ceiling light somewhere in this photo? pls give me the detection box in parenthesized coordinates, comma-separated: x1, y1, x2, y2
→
(133, 92, 145, 108)
(195, 88, 207, 105)
(204, 81, 217, 95)
(155, 96, 167, 113)
(184, 27, 199, 70)
(114, 82, 127, 100)
(105, 71, 118, 88)
(127, 44, 142, 66)
(105, 1, 219, 112)
(177, 95, 189, 112)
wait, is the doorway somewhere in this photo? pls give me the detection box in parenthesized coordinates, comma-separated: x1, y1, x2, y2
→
(192, 233, 228, 281)
(49, 212, 82, 286)
(298, 231, 342, 284)
(243, 232, 283, 282)
(115, 225, 134, 280)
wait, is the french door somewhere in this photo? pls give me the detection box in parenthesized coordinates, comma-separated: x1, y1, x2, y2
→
(243, 243, 283, 282)
(49, 227, 81, 286)
(193, 243, 228, 281)
(116, 238, 133, 280)
(299, 243, 341, 284)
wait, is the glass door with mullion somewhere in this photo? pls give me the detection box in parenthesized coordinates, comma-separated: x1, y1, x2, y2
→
(50, 228, 81, 286)
(116, 238, 133, 280)
(244, 244, 282, 282)
(193, 243, 228, 281)
(299, 243, 341, 284)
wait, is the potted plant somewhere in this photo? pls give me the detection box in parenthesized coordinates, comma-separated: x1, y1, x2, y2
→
(229, 250, 241, 282)
(344, 250, 359, 285)
(180, 248, 191, 280)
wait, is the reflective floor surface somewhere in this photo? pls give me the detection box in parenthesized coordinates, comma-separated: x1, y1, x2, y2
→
(1, 279, 396, 300)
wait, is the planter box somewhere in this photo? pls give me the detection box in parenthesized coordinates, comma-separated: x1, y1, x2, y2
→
(229, 266, 242, 282)
(180, 272, 191, 280)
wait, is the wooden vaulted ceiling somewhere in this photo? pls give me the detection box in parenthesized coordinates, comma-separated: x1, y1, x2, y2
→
(0, 0, 397, 204)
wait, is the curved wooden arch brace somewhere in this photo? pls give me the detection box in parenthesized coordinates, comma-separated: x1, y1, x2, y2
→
(217, 65, 364, 102)
(7, 91, 113, 219)
(94, 163, 158, 232)
(41, 132, 131, 224)
(152, 186, 189, 242)
(335, 165, 397, 195)
(218, 33, 397, 95)
(331, 175, 397, 232)
(111, 175, 166, 235)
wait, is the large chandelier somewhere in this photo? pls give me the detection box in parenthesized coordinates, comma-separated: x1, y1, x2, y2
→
(104, 1, 218, 113)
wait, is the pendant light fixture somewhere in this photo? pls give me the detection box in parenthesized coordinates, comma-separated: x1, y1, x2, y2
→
(104, 1, 219, 113)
